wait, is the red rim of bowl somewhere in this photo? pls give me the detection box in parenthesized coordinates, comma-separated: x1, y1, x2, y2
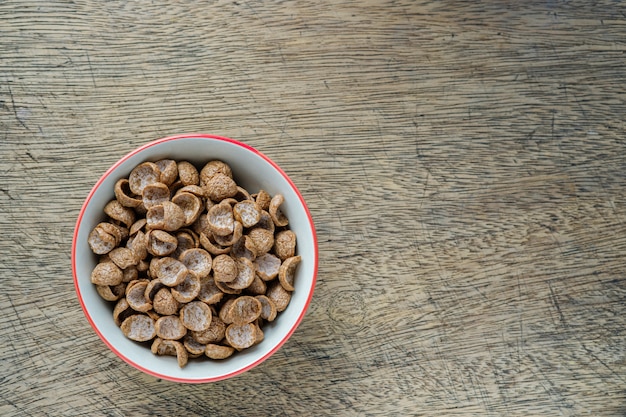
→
(71, 133, 318, 383)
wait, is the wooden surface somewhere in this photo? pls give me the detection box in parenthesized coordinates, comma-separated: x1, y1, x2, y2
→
(2, 0, 626, 415)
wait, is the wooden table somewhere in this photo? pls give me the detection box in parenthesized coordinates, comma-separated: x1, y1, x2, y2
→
(2, 1, 625, 415)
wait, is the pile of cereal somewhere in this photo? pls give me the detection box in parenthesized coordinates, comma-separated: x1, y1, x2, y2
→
(88, 159, 299, 367)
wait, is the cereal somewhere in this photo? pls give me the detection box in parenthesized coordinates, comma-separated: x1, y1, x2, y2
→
(200, 160, 232, 186)
(96, 282, 126, 302)
(214, 279, 242, 295)
(152, 287, 180, 316)
(91, 261, 123, 286)
(171, 272, 201, 303)
(180, 301, 212, 332)
(128, 162, 161, 195)
(88, 159, 301, 367)
(274, 230, 297, 260)
(155, 159, 178, 186)
(113, 298, 133, 326)
(197, 275, 224, 305)
(278, 255, 301, 292)
(114, 178, 142, 208)
(151, 338, 188, 368)
(227, 258, 256, 290)
(213, 221, 243, 247)
(126, 280, 152, 312)
(108, 247, 137, 270)
(104, 200, 136, 228)
(205, 344, 235, 360)
(247, 227, 274, 255)
(198, 231, 231, 255)
(255, 295, 277, 322)
(142, 182, 170, 209)
(212, 254, 237, 283)
(255, 189, 271, 211)
(229, 296, 262, 325)
(254, 253, 281, 281)
(268, 193, 288, 227)
(176, 161, 199, 186)
(179, 248, 212, 279)
(146, 230, 178, 256)
(171, 192, 202, 226)
(225, 323, 257, 351)
(88, 224, 118, 255)
(155, 315, 187, 340)
(146, 201, 185, 232)
(154, 257, 188, 287)
(207, 201, 235, 236)
(192, 315, 226, 344)
(204, 173, 237, 202)
(246, 275, 267, 295)
(266, 281, 291, 312)
(183, 334, 206, 357)
(121, 314, 156, 342)
(233, 200, 261, 228)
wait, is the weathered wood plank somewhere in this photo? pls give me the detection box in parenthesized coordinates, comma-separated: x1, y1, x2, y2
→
(1, 0, 625, 415)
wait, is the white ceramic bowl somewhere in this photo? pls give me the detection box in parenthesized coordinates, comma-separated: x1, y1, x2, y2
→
(72, 134, 318, 383)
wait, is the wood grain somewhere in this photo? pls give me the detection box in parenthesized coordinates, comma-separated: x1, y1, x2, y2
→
(1, 0, 626, 415)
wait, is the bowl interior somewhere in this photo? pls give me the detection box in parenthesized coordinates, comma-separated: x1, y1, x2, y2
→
(73, 136, 317, 383)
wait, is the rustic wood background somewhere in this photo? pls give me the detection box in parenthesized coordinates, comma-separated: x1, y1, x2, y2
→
(1, 0, 626, 415)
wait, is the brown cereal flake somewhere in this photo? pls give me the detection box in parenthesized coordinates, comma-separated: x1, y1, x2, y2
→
(225, 323, 257, 351)
(246, 275, 267, 296)
(233, 200, 261, 228)
(180, 301, 213, 332)
(229, 296, 262, 324)
(198, 231, 231, 255)
(274, 230, 296, 260)
(146, 229, 178, 256)
(171, 272, 201, 303)
(278, 255, 301, 292)
(151, 338, 188, 368)
(96, 282, 126, 301)
(91, 261, 123, 286)
(177, 161, 200, 186)
(266, 281, 292, 312)
(155, 159, 178, 186)
(227, 258, 256, 290)
(255, 295, 277, 322)
(121, 314, 156, 342)
(179, 248, 212, 279)
(125, 280, 152, 312)
(104, 200, 136, 228)
(108, 247, 137, 270)
(172, 192, 203, 226)
(247, 227, 274, 255)
(113, 298, 133, 326)
(255, 189, 272, 211)
(152, 287, 180, 316)
(155, 257, 188, 287)
(204, 173, 238, 202)
(197, 275, 225, 305)
(268, 193, 289, 227)
(192, 315, 226, 344)
(200, 160, 232, 186)
(254, 253, 281, 281)
(155, 315, 187, 340)
(128, 162, 161, 195)
(114, 178, 142, 208)
(205, 344, 235, 360)
(207, 201, 235, 237)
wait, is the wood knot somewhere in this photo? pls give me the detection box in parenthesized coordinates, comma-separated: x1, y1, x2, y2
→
(327, 291, 366, 334)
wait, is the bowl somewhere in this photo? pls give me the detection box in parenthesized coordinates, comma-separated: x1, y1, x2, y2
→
(72, 134, 318, 383)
